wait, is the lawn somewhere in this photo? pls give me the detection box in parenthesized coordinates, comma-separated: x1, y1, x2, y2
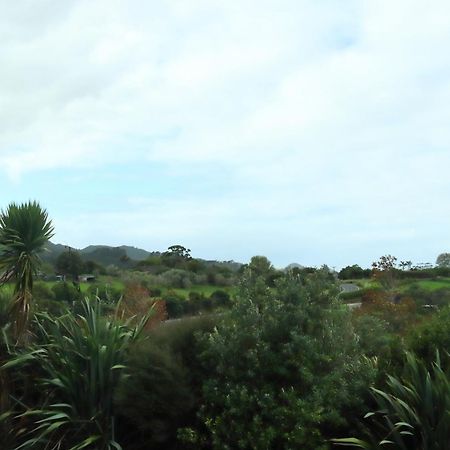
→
(154, 284, 235, 299)
(409, 278, 450, 291)
(342, 277, 450, 293)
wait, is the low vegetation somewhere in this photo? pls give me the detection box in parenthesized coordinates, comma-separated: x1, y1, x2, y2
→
(0, 201, 449, 449)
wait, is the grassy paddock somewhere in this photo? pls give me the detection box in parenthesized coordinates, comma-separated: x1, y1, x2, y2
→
(408, 278, 450, 291)
(162, 284, 234, 298)
(342, 277, 450, 293)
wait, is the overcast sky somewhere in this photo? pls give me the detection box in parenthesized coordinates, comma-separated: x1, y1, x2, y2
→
(1, 0, 449, 268)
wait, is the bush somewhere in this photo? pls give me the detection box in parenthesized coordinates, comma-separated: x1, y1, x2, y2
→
(87, 283, 123, 304)
(405, 284, 450, 308)
(159, 269, 193, 289)
(163, 291, 186, 318)
(115, 342, 194, 449)
(407, 306, 450, 369)
(338, 265, 371, 280)
(357, 290, 417, 333)
(339, 288, 365, 302)
(333, 352, 450, 449)
(116, 316, 217, 450)
(32, 282, 55, 302)
(194, 268, 375, 449)
(118, 283, 166, 329)
(186, 292, 209, 314)
(209, 290, 231, 307)
(51, 281, 83, 303)
(352, 314, 393, 358)
(3, 298, 151, 450)
(149, 287, 162, 297)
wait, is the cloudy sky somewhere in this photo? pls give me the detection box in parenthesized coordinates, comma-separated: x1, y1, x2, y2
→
(1, 0, 449, 268)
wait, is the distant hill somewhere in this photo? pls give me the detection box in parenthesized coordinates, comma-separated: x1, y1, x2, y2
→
(118, 246, 152, 261)
(80, 246, 132, 268)
(81, 245, 155, 265)
(41, 242, 70, 263)
(41, 242, 152, 267)
(41, 242, 243, 271)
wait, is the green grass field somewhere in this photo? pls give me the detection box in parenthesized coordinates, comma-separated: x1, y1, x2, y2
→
(1, 278, 234, 301)
(342, 277, 450, 292)
(339, 276, 450, 304)
(152, 284, 235, 299)
(406, 278, 450, 291)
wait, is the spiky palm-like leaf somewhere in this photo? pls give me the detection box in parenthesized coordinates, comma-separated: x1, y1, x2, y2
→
(3, 297, 153, 449)
(333, 352, 450, 449)
(0, 201, 54, 338)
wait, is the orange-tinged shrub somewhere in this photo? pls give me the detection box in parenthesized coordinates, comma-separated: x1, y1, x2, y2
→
(355, 289, 417, 333)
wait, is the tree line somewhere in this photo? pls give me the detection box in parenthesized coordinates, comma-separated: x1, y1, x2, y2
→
(0, 201, 449, 449)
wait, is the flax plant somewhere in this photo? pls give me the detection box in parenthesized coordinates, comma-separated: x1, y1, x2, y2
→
(333, 352, 450, 449)
(3, 297, 152, 450)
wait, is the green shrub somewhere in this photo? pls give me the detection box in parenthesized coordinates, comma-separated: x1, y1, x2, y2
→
(187, 292, 209, 314)
(3, 298, 150, 450)
(352, 314, 393, 358)
(32, 282, 67, 315)
(333, 352, 450, 450)
(116, 316, 217, 450)
(87, 283, 122, 303)
(32, 282, 55, 302)
(163, 291, 186, 318)
(405, 285, 450, 308)
(338, 265, 371, 280)
(339, 289, 363, 302)
(159, 269, 192, 289)
(194, 268, 375, 449)
(51, 281, 83, 303)
(407, 306, 450, 369)
(209, 289, 231, 307)
(149, 287, 162, 297)
(115, 342, 194, 449)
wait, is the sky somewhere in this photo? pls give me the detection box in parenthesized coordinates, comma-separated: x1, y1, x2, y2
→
(1, 0, 450, 269)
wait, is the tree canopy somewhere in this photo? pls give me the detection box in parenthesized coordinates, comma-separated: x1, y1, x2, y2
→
(195, 264, 374, 449)
(0, 201, 53, 338)
(436, 252, 450, 268)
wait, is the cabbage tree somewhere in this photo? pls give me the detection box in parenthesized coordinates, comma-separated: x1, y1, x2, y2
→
(0, 201, 54, 339)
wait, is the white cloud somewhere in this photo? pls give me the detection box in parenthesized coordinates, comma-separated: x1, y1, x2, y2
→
(1, 0, 450, 266)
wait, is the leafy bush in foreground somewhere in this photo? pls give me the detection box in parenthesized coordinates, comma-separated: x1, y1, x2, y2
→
(116, 315, 217, 450)
(3, 298, 150, 450)
(115, 342, 194, 449)
(192, 268, 375, 449)
(333, 352, 450, 450)
(407, 306, 450, 370)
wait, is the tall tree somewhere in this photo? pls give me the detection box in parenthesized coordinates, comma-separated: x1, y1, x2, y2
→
(436, 252, 450, 268)
(195, 266, 374, 449)
(0, 201, 54, 340)
(372, 254, 399, 295)
(161, 245, 192, 268)
(56, 249, 84, 280)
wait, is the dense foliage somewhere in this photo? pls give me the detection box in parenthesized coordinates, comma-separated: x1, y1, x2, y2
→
(1, 202, 450, 450)
(3, 298, 151, 450)
(0, 201, 54, 338)
(191, 266, 375, 449)
(334, 352, 450, 449)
